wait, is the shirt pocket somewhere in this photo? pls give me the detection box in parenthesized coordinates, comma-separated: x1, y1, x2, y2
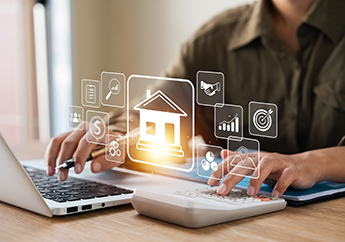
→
(314, 78, 345, 112)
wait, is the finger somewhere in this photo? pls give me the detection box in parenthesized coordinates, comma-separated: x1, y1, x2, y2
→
(57, 123, 88, 181)
(208, 155, 236, 186)
(220, 149, 237, 159)
(247, 156, 277, 196)
(44, 131, 72, 176)
(271, 167, 297, 197)
(217, 173, 245, 195)
(91, 155, 121, 173)
(73, 135, 98, 175)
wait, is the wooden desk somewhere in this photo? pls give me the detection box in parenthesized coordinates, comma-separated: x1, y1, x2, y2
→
(1, 142, 345, 241)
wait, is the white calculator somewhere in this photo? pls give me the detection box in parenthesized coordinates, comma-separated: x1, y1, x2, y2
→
(131, 187, 286, 228)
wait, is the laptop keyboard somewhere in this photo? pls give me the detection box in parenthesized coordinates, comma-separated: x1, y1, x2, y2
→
(24, 166, 133, 203)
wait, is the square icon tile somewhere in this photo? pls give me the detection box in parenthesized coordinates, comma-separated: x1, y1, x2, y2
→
(249, 101, 278, 139)
(86, 110, 109, 145)
(101, 72, 126, 108)
(68, 105, 84, 130)
(81, 79, 100, 108)
(105, 134, 125, 164)
(214, 103, 243, 140)
(197, 71, 224, 107)
(197, 143, 223, 180)
(227, 137, 260, 179)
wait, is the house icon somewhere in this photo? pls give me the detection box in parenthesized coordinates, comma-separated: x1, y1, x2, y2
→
(133, 90, 187, 157)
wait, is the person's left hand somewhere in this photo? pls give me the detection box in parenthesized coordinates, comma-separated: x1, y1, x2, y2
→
(207, 150, 322, 197)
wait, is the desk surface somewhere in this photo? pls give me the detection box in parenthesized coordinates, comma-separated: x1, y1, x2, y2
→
(1, 142, 345, 242)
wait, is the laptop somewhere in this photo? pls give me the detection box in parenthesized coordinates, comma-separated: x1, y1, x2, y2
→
(0, 133, 211, 216)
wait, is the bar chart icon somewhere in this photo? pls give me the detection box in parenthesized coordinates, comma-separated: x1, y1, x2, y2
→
(218, 114, 239, 133)
(214, 103, 243, 140)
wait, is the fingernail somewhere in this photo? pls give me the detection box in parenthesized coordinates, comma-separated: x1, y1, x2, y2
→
(59, 170, 66, 181)
(247, 185, 255, 196)
(92, 161, 102, 173)
(47, 165, 54, 176)
(272, 190, 280, 197)
(217, 183, 227, 195)
(75, 163, 81, 174)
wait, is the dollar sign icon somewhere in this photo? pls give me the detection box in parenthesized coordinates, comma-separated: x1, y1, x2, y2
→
(90, 116, 106, 140)
(94, 120, 101, 135)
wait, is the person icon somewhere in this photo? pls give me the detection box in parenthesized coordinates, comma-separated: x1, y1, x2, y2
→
(229, 146, 257, 177)
(73, 113, 80, 123)
(70, 112, 81, 124)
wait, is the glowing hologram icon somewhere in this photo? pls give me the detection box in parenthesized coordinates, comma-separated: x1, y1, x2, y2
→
(230, 146, 256, 171)
(127, 75, 194, 172)
(201, 151, 218, 171)
(86, 84, 96, 104)
(249, 101, 278, 139)
(253, 108, 273, 132)
(68, 105, 84, 130)
(105, 134, 125, 164)
(134, 90, 187, 157)
(200, 81, 221, 97)
(105, 78, 121, 100)
(218, 113, 240, 133)
(101, 72, 126, 108)
(197, 143, 223, 180)
(197, 71, 224, 107)
(227, 137, 260, 179)
(90, 116, 106, 140)
(81, 79, 100, 108)
(86, 110, 109, 145)
(214, 103, 243, 141)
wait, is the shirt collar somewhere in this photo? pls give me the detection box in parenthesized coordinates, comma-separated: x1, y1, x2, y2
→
(228, 0, 345, 52)
(227, 0, 272, 51)
(304, 0, 345, 44)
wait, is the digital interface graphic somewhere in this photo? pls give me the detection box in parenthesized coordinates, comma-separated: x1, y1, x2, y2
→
(81, 79, 100, 108)
(127, 75, 195, 172)
(197, 71, 224, 107)
(249, 101, 278, 139)
(86, 110, 109, 145)
(101, 71, 126, 108)
(214, 103, 243, 141)
(105, 134, 125, 164)
(227, 137, 260, 179)
(68, 105, 84, 130)
(67, 70, 279, 176)
(197, 143, 223, 180)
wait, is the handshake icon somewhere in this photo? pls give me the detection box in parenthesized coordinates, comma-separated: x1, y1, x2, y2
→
(200, 81, 221, 97)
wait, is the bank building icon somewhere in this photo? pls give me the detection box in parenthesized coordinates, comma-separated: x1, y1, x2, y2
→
(133, 90, 187, 157)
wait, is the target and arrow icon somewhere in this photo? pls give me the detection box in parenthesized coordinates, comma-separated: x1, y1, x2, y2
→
(253, 108, 274, 132)
(249, 101, 278, 139)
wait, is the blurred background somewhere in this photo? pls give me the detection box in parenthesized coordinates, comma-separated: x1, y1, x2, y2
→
(0, 0, 253, 145)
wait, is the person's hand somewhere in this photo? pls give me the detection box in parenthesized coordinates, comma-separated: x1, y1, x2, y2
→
(207, 150, 323, 197)
(44, 121, 124, 181)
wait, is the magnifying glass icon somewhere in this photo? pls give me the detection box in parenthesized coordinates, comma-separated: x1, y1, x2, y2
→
(105, 78, 121, 100)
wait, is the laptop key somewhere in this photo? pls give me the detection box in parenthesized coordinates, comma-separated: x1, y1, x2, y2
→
(42, 195, 54, 199)
(66, 197, 81, 202)
(53, 198, 67, 203)
(75, 194, 95, 200)
(56, 189, 71, 193)
(66, 191, 79, 195)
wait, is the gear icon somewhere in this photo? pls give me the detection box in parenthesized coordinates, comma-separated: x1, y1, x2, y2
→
(109, 141, 121, 157)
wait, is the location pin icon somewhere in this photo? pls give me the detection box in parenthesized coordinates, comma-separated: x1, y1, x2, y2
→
(238, 146, 248, 161)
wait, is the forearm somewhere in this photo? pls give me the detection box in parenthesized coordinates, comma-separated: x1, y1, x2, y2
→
(300, 147, 345, 183)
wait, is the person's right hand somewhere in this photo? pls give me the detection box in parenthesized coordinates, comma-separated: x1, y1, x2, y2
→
(44, 121, 123, 181)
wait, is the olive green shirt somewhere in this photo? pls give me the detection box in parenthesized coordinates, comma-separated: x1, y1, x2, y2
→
(163, 0, 345, 154)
